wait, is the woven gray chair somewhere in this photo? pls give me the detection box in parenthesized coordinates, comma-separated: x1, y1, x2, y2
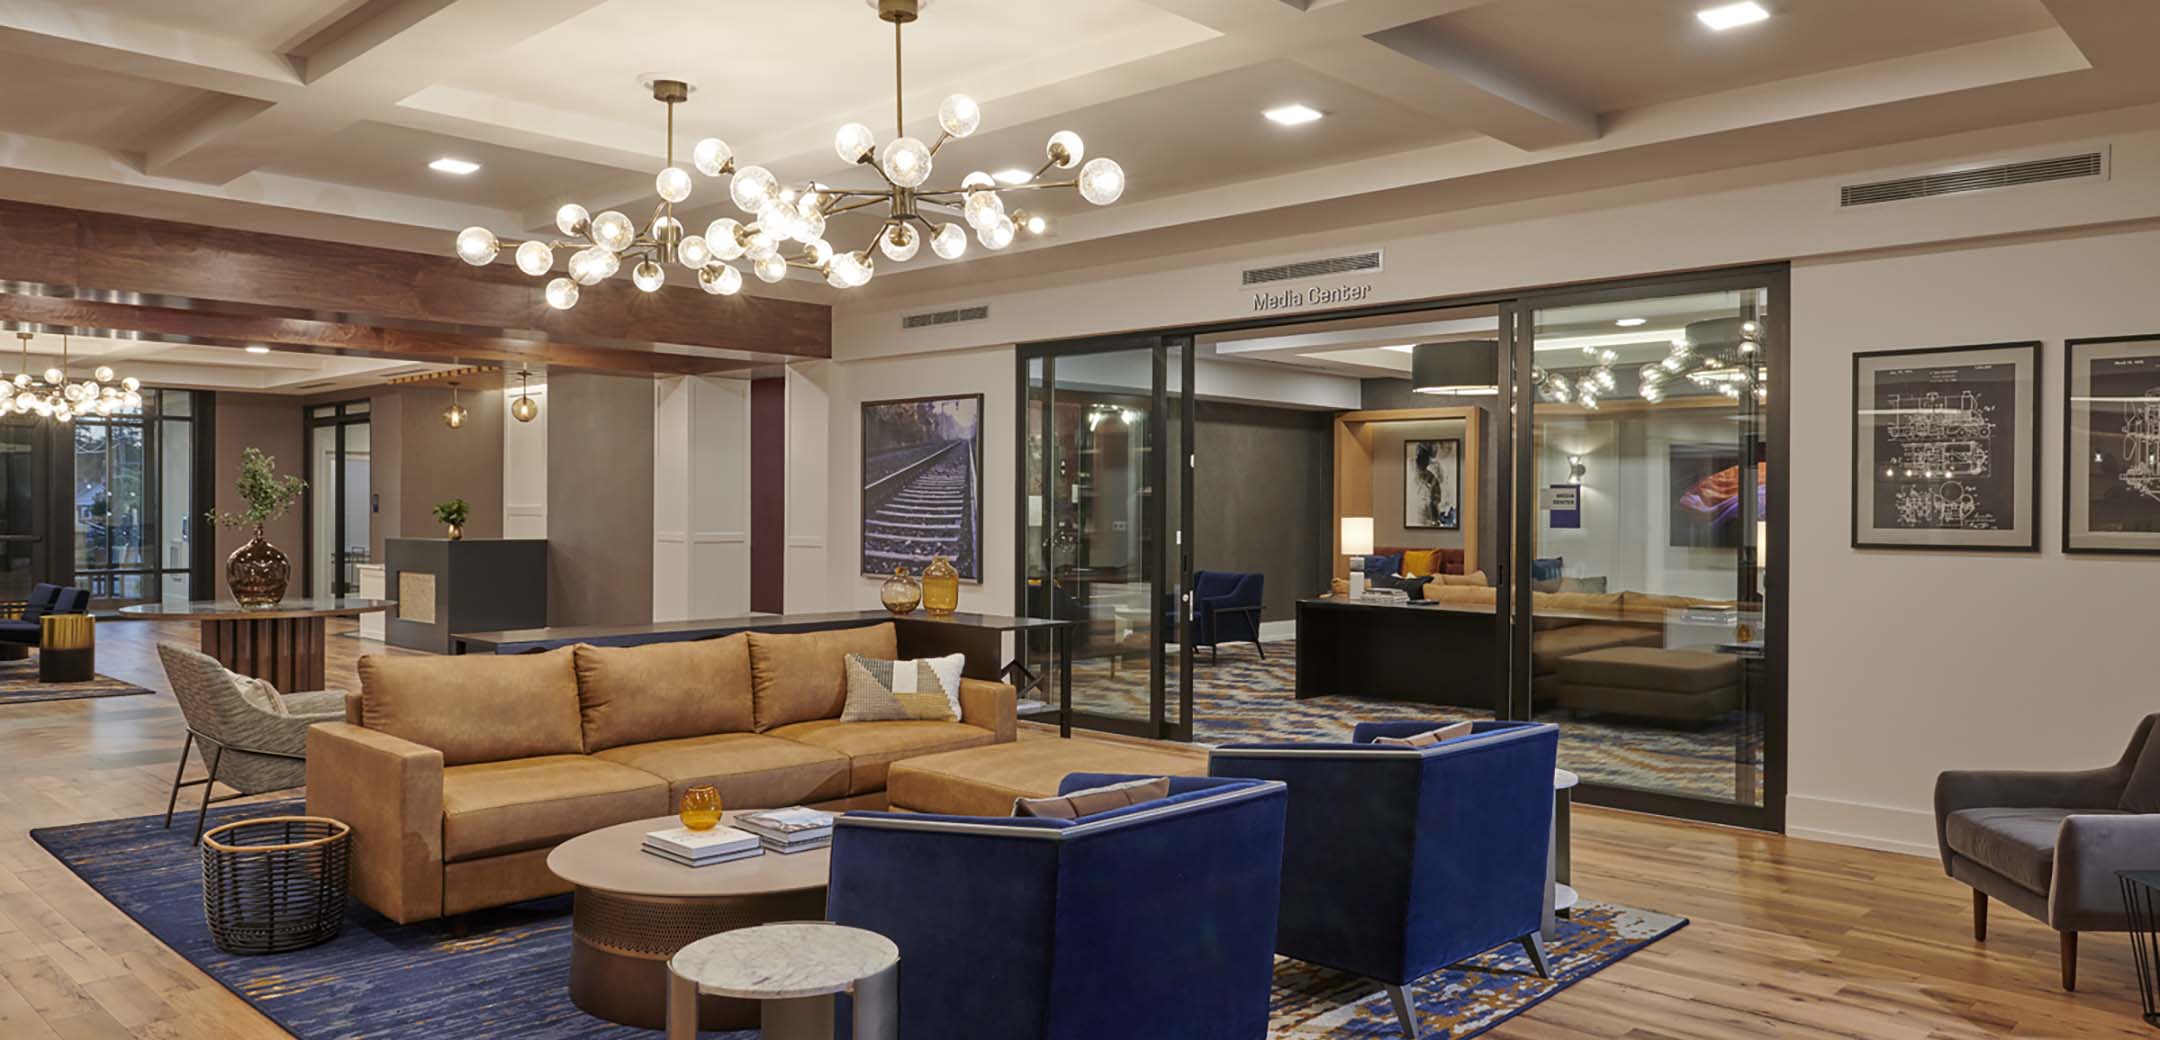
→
(157, 643, 345, 844)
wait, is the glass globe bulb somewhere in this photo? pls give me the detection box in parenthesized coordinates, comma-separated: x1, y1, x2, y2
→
(677, 235, 712, 268)
(555, 203, 589, 236)
(796, 206, 825, 242)
(511, 395, 540, 423)
(11, 374, 26, 388)
(92, 365, 114, 383)
(42, 367, 61, 385)
(879, 137, 932, 188)
(757, 200, 798, 243)
(655, 165, 693, 204)
(706, 219, 745, 260)
(829, 251, 864, 287)
(880, 225, 919, 262)
(937, 94, 981, 138)
(932, 222, 968, 260)
(516, 240, 554, 277)
(632, 260, 665, 293)
(834, 123, 876, 164)
(825, 268, 849, 289)
(746, 230, 779, 262)
(545, 277, 579, 310)
(964, 189, 1005, 230)
(651, 215, 683, 243)
(730, 165, 778, 214)
(590, 210, 636, 252)
(699, 263, 743, 296)
(1078, 157, 1125, 205)
(692, 137, 732, 177)
(802, 238, 834, 267)
(961, 170, 995, 191)
(454, 226, 499, 265)
(753, 254, 787, 284)
(850, 252, 875, 287)
(1047, 130, 1085, 169)
(978, 214, 1016, 250)
(567, 247, 600, 285)
(64, 384, 83, 403)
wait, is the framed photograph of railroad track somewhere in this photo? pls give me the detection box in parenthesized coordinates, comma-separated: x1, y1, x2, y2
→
(2065, 334, 2160, 554)
(861, 394, 985, 581)
(1850, 341, 2040, 552)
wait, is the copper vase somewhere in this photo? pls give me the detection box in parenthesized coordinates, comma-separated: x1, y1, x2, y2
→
(227, 528, 290, 608)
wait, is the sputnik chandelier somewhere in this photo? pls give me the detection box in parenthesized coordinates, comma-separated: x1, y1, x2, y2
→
(4, 332, 142, 422)
(452, 0, 1124, 305)
(1534, 318, 1766, 409)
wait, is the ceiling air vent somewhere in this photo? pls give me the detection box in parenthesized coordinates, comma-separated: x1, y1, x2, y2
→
(1840, 151, 2105, 207)
(1241, 250, 1383, 287)
(900, 304, 990, 331)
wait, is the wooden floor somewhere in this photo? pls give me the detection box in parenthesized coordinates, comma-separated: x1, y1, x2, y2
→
(0, 619, 2148, 1039)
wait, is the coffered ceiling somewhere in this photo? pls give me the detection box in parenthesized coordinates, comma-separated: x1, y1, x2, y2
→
(1, 0, 2156, 308)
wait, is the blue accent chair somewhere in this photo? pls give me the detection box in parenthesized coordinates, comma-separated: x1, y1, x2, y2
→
(1209, 720, 1560, 1039)
(0, 584, 88, 648)
(1193, 570, 1265, 664)
(828, 773, 1289, 1040)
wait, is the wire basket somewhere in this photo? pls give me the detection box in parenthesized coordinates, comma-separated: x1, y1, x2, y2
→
(202, 815, 352, 955)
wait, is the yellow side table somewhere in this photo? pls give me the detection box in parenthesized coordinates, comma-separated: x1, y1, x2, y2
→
(39, 614, 94, 683)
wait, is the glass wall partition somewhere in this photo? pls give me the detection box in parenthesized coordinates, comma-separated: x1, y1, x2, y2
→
(73, 389, 198, 605)
(304, 401, 372, 597)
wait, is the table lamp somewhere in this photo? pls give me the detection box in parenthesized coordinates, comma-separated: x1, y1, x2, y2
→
(1341, 516, 1374, 599)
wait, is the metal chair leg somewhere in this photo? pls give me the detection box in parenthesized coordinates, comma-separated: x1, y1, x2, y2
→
(1255, 639, 1267, 661)
(192, 743, 224, 846)
(1521, 933, 1552, 979)
(162, 731, 196, 829)
(1385, 984, 1418, 1038)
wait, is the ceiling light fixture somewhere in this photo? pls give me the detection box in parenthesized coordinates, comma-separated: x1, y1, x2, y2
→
(991, 168, 1032, 185)
(441, 382, 468, 429)
(244, 345, 271, 354)
(511, 368, 540, 423)
(3, 332, 141, 422)
(1615, 318, 1646, 327)
(1696, 2, 1769, 31)
(429, 157, 481, 175)
(1264, 104, 1325, 126)
(1411, 340, 1500, 395)
(452, 0, 1122, 301)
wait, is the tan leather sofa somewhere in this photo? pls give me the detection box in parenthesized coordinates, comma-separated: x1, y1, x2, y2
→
(1417, 584, 1730, 703)
(306, 622, 1015, 924)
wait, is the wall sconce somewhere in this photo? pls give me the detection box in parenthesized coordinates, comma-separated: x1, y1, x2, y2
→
(1567, 455, 1587, 484)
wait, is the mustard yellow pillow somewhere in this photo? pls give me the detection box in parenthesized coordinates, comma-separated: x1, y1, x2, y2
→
(1401, 549, 1437, 577)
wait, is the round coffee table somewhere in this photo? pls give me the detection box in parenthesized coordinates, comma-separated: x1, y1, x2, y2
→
(546, 812, 831, 1031)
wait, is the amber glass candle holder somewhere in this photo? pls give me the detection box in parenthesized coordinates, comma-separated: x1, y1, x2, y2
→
(678, 785, 722, 831)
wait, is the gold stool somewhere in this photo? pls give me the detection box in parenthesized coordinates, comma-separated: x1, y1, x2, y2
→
(39, 614, 94, 683)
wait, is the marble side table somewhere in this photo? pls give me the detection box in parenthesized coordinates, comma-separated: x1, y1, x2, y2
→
(667, 922, 898, 1040)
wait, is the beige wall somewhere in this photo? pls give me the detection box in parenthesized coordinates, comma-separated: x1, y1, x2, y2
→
(210, 393, 304, 580)
(1369, 419, 1469, 553)
(547, 371, 655, 627)
(394, 386, 504, 540)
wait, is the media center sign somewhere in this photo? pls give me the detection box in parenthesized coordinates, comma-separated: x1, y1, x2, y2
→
(1250, 281, 1375, 313)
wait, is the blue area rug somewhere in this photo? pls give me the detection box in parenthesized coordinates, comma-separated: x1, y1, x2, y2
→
(33, 799, 1685, 1039)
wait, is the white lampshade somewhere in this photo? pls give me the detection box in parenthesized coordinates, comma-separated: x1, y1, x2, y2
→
(1340, 516, 1374, 557)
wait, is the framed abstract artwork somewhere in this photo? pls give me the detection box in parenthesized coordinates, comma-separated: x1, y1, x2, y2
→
(1403, 438, 1460, 530)
(2064, 334, 2160, 554)
(1850, 341, 2041, 551)
(860, 393, 984, 581)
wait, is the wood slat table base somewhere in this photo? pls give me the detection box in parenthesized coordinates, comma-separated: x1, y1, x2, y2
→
(200, 617, 326, 693)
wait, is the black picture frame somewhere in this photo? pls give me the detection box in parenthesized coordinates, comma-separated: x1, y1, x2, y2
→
(2063, 334, 2160, 555)
(860, 393, 985, 582)
(1850, 340, 2041, 552)
(1402, 437, 1461, 530)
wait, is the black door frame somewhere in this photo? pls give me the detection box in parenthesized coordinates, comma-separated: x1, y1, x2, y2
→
(300, 400, 371, 598)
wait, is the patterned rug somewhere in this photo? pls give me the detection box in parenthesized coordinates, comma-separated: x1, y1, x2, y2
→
(34, 800, 1685, 1040)
(1070, 639, 1763, 803)
(0, 655, 153, 704)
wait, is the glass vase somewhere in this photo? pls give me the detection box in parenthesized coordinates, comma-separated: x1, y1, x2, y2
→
(678, 785, 722, 831)
(921, 555, 960, 617)
(880, 566, 922, 615)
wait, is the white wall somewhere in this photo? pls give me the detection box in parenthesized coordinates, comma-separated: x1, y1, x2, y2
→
(1537, 410, 1742, 600)
(503, 383, 547, 539)
(784, 363, 833, 614)
(1786, 225, 2160, 855)
(653, 376, 751, 622)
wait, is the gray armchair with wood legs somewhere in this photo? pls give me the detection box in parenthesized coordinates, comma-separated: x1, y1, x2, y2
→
(157, 644, 345, 844)
(1935, 713, 2160, 991)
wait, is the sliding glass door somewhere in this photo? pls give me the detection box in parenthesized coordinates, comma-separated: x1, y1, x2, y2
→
(304, 401, 372, 597)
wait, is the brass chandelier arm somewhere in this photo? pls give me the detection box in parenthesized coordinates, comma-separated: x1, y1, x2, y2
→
(991, 179, 1081, 192)
(821, 195, 895, 218)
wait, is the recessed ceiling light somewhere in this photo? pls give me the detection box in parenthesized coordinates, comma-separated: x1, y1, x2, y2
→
(1615, 318, 1647, 327)
(1264, 104, 1324, 126)
(1697, 2, 1769, 31)
(429, 157, 481, 175)
(991, 168, 1032, 185)
(244, 345, 271, 354)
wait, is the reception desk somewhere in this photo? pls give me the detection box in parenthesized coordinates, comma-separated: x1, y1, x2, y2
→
(384, 538, 547, 654)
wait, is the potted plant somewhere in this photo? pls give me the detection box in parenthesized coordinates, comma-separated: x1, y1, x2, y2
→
(434, 498, 471, 541)
(205, 447, 306, 608)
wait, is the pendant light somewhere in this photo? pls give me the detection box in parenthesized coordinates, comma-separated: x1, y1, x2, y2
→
(1411, 340, 1500, 395)
(441, 381, 468, 429)
(511, 368, 540, 423)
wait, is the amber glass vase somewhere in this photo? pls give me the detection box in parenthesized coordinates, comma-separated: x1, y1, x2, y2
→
(678, 785, 722, 831)
(880, 566, 922, 615)
(227, 525, 291, 609)
(921, 555, 959, 617)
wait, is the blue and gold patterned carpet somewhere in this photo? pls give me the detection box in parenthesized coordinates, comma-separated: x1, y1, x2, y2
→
(0, 656, 152, 704)
(34, 799, 1685, 1039)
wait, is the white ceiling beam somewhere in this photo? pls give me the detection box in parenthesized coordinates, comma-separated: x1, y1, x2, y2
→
(1344, 19, 1599, 149)
(0, 0, 301, 100)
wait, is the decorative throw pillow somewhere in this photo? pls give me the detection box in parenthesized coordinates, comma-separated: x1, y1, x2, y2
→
(231, 671, 290, 717)
(1362, 552, 1403, 580)
(1372, 721, 1475, 747)
(840, 652, 965, 723)
(1013, 776, 1171, 820)
(1401, 549, 1438, 576)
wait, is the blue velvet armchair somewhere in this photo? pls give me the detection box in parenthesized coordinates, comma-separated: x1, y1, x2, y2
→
(1210, 720, 1559, 1039)
(0, 583, 88, 648)
(1193, 569, 1264, 663)
(828, 773, 1289, 1040)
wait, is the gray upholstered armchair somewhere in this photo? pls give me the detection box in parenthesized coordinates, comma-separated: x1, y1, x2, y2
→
(158, 643, 345, 843)
(1935, 713, 2160, 991)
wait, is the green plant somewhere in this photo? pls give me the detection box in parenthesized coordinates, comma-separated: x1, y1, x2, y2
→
(433, 498, 471, 528)
(205, 448, 305, 530)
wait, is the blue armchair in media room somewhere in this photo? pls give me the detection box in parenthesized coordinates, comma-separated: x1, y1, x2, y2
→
(0, 583, 90, 655)
(827, 773, 1289, 1040)
(1210, 720, 1559, 1040)
(1935, 712, 2160, 992)
(1192, 569, 1265, 663)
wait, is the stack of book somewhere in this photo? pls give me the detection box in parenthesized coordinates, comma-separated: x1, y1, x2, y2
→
(737, 807, 836, 854)
(642, 824, 762, 868)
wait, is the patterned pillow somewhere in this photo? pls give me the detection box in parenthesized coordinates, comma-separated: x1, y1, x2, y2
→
(1372, 721, 1475, 747)
(1013, 776, 1171, 819)
(840, 652, 965, 722)
(230, 670, 290, 717)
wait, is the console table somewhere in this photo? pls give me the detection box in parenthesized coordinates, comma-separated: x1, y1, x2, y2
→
(116, 597, 395, 693)
(1295, 597, 1500, 708)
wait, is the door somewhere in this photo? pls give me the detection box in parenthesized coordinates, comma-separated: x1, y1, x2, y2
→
(1018, 335, 1195, 740)
(305, 401, 373, 597)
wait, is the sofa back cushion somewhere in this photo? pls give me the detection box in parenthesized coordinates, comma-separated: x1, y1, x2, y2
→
(574, 636, 755, 752)
(358, 648, 583, 766)
(747, 623, 898, 732)
(2122, 716, 2160, 813)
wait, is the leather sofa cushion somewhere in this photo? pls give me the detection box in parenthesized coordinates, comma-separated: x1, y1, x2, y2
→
(360, 648, 583, 766)
(1533, 591, 1625, 614)
(885, 738, 1207, 817)
(574, 636, 755, 752)
(746, 623, 897, 732)
(1944, 807, 2124, 894)
(766, 719, 996, 794)
(1555, 646, 1741, 693)
(1530, 624, 1660, 674)
(1425, 584, 1496, 605)
(593, 732, 850, 806)
(440, 754, 667, 861)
